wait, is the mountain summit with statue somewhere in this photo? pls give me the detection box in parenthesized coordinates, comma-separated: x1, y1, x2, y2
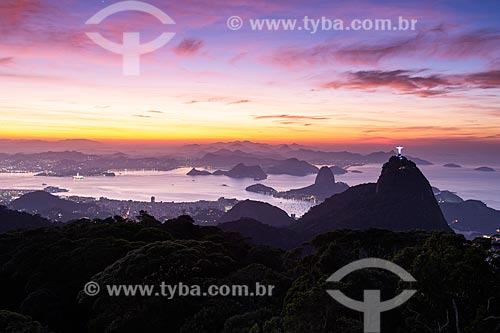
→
(293, 148, 451, 234)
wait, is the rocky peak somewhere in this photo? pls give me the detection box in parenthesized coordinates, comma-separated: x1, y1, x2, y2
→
(376, 156, 434, 198)
(315, 166, 335, 185)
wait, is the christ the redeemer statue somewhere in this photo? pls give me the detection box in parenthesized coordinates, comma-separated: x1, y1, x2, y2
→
(396, 146, 404, 156)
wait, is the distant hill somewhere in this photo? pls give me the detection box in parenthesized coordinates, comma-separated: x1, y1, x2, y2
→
(9, 191, 97, 222)
(11, 191, 81, 212)
(224, 163, 267, 180)
(181, 141, 436, 168)
(435, 190, 464, 204)
(197, 151, 274, 168)
(330, 165, 348, 175)
(218, 200, 294, 227)
(475, 167, 495, 172)
(197, 153, 317, 176)
(245, 184, 277, 195)
(441, 200, 500, 235)
(295, 155, 451, 235)
(190, 162, 277, 180)
(0, 205, 52, 233)
(444, 163, 462, 168)
(276, 166, 349, 201)
(264, 158, 318, 176)
(182, 141, 305, 159)
(283, 149, 432, 166)
(0, 139, 101, 154)
(198, 146, 435, 171)
(187, 168, 211, 176)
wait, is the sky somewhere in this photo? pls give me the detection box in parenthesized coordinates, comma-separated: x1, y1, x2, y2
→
(0, 0, 499, 150)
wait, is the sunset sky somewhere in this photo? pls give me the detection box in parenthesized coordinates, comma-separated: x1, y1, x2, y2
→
(0, 0, 499, 147)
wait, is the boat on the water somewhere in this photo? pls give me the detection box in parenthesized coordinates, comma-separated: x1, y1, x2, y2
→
(73, 173, 84, 180)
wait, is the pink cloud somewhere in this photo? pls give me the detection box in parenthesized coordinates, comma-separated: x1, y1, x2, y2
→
(229, 52, 247, 65)
(228, 99, 250, 104)
(253, 113, 323, 126)
(0, 57, 14, 65)
(184, 97, 250, 104)
(268, 28, 500, 67)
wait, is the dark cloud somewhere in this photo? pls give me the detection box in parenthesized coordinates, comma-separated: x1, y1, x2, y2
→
(322, 69, 500, 97)
(173, 38, 204, 56)
(464, 70, 500, 88)
(147, 110, 163, 114)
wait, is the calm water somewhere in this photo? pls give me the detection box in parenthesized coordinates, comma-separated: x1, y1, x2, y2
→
(0, 164, 499, 217)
